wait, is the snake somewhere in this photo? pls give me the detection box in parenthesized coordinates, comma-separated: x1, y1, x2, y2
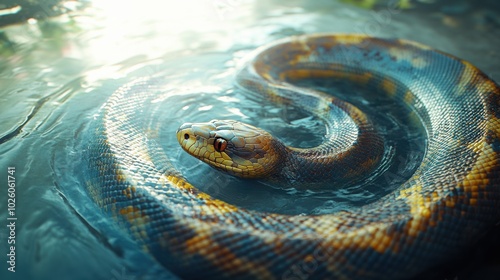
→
(86, 34, 500, 279)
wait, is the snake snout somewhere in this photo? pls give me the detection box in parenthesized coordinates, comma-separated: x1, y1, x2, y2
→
(176, 121, 218, 158)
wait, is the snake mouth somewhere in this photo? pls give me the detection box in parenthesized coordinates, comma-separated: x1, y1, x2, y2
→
(176, 123, 193, 145)
(176, 121, 218, 159)
(176, 125, 196, 154)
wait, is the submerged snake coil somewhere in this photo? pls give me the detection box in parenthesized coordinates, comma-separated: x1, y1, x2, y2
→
(87, 34, 500, 279)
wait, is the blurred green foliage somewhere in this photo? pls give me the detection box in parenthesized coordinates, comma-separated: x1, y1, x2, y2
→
(0, 0, 70, 27)
(340, 0, 412, 9)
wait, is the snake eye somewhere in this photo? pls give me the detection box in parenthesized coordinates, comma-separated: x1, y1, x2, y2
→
(214, 137, 227, 152)
(184, 133, 189, 140)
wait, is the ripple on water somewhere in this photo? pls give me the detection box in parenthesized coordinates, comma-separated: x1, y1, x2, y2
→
(136, 53, 429, 215)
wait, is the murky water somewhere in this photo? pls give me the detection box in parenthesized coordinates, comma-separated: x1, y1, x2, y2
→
(1, 0, 499, 279)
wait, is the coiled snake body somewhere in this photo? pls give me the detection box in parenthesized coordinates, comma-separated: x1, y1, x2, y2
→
(87, 34, 500, 279)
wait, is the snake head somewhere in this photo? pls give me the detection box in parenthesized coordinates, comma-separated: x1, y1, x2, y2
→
(176, 120, 282, 178)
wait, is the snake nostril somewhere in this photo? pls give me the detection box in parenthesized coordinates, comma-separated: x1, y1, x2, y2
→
(184, 133, 189, 140)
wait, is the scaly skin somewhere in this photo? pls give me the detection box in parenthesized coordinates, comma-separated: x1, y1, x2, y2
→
(87, 34, 500, 279)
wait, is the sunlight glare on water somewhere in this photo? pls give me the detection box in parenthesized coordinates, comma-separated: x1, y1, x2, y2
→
(85, 0, 250, 65)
